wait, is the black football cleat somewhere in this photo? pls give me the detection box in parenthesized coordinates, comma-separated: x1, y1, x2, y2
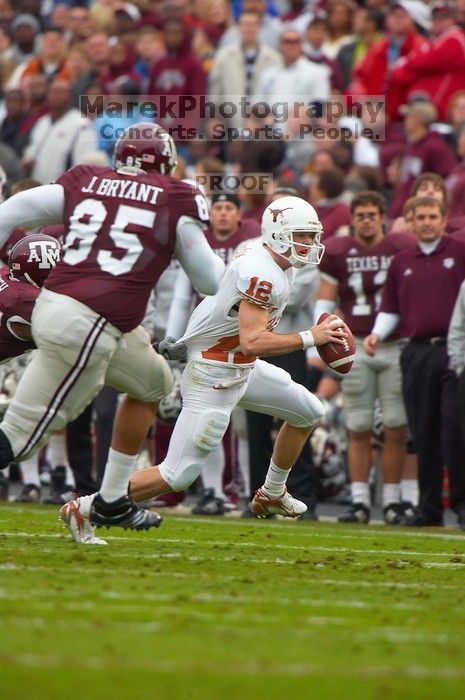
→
(89, 494, 163, 530)
(383, 503, 405, 525)
(337, 502, 370, 523)
(191, 488, 225, 515)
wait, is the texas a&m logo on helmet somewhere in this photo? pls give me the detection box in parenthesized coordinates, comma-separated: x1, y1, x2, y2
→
(8, 233, 62, 288)
(113, 122, 178, 176)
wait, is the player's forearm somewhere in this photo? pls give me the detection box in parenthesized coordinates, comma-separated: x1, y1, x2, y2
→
(240, 329, 304, 357)
(0, 184, 64, 247)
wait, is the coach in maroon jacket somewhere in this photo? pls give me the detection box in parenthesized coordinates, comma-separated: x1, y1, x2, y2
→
(364, 196, 465, 529)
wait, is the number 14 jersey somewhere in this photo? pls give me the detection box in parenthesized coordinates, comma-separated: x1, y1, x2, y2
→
(319, 233, 415, 337)
(181, 240, 295, 366)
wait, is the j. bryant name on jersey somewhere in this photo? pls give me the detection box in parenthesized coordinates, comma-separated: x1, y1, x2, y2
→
(346, 255, 393, 273)
(81, 176, 163, 204)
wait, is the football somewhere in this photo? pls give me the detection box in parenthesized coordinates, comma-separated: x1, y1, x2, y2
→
(316, 313, 355, 374)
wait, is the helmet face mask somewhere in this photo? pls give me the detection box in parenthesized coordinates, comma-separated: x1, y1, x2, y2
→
(8, 233, 62, 287)
(113, 122, 178, 176)
(261, 196, 325, 268)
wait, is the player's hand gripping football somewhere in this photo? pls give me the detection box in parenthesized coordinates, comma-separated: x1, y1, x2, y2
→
(311, 314, 348, 346)
(155, 336, 188, 363)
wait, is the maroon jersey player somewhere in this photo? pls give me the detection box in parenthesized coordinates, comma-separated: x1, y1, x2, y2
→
(318, 230, 415, 338)
(0, 123, 225, 538)
(315, 191, 416, 525)
(0, 233, 62, 362)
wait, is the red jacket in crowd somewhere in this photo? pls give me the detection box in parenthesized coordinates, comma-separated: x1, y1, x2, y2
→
(390, 26, 465, 121)
(352, 32, 426, 111)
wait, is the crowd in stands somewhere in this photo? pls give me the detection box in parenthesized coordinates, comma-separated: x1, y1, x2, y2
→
(1, 0, 465, 528)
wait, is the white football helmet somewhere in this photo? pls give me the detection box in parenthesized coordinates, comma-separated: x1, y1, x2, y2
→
(261, 196, 324, 268)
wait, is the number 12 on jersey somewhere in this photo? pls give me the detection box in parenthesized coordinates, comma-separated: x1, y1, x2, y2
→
(244, 277, 273, 303)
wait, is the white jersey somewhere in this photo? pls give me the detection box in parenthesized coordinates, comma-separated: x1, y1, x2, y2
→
(180, 240, 295, 366)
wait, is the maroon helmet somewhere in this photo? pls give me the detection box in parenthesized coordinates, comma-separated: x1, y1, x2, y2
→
(8, 233, 62, 288)
(113, 122, 178, 176)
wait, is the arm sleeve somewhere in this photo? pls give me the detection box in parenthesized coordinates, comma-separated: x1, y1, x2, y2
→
(447, 282, 465, 373)
(165, 269, 194, 339)
(313, 298, 337, 324)
(175, 215, 225, 295)
(0, 184, 65, 249)
(371, 312, 401, 341)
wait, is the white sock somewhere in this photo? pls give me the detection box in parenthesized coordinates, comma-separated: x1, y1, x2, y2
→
(401, 479, 419, 506)
(351, 482, 370, 508)
(237, 436, 250, 498)
(262, 460, 289, 499)
(48, 433, 76, 487)
(77, 493, 96, 518)
(382, 483, 401, 508)
(99, 448, 139, 502)
(20, 454, 41, 487)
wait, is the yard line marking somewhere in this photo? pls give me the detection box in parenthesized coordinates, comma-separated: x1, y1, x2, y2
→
(2, 531, 463, 559)
(3, 615, 457, 645)
(4, 653, 465, 680)
(0, 568, 459, 591)
(0, 590, 424, 611)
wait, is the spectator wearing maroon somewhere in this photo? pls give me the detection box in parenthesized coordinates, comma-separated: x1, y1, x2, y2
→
(305, 14, 342, 92)
(336, 5, 384, 91)
(365, 196, 465, 529)
(309, 167, 351, 238)
(389, 2, 465, 122)
(99, 39, 141, 93)
(389, 171, 446, 233)
(147, 18, 206, 138)
(84, 31, 111, 84)
(17, 73, 49, 142)
(388, 101, 457, 219)
(446, 125, 465, 221)
(351, 1, 427, 119)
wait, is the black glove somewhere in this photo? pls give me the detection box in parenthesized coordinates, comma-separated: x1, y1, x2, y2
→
(155, 336, 187, 363)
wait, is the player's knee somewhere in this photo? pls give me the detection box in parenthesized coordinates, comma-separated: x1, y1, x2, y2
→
(382, 407, 407, 429)
(0, 429, 14, 469)
(346, 412, 372, 433)
(193, 410, 229, 452)
(288, 393, 325, 428)
(168, 459, 204, 492)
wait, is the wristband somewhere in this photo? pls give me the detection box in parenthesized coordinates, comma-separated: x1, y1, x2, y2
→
(299, 330, 315, 349)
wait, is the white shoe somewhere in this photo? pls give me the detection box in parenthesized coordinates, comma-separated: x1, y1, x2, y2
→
(60, 498, 107, 545)
(251, 487, 308, 518)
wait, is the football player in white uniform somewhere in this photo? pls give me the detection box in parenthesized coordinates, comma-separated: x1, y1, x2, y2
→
(64, 196, 348, 536)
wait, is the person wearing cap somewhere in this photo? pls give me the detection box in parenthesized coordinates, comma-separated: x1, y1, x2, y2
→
(7, 13, 41, 70)
(351, 1, 427, 112)
(388, 100, 456, 218)
(389, 2, 465, 121)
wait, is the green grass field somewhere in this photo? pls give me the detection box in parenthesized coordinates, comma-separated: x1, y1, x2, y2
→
(1, 503, 464, 700)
